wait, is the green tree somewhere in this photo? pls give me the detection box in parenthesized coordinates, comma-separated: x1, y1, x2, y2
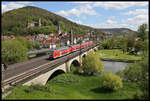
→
(118, 56, 149, 99)
(16, 36, 27, 47)
(2, 40, 28, 65)
(137, 24, 148, 41)
(123, 63, 143, 82)
(26, 40, 33, 51)
(82, 52, 104, 75)
(33, 41, 40, 49)
(126, 36, 136, 53)
(117, 37, 127, 53)
(134, 40, 144, 55)
(100, 71, 123, 91)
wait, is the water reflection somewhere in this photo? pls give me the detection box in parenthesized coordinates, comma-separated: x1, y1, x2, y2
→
(103, 61, 128, 73)
(94, 61, 129, 76)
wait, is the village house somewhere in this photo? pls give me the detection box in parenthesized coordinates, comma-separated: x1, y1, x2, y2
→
(1, 35, 9, 40)
(83, 34, 90, 41)
(35, 34, 46, 42)
(10, 35, 15, 39)
(39, 33, 57, 48)
(25, 35, 35, 41)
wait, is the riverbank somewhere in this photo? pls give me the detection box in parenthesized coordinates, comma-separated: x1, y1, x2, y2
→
(4, 73, 142, 100)
(101, 58, 140, 63)
(97, 49, 142, 61)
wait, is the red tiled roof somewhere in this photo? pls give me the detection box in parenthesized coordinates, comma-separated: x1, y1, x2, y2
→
(1, 36, 8, 40)
(38, 34, 45, 38)
(10, 35, 15, 39)
(26, 35, 35, 40)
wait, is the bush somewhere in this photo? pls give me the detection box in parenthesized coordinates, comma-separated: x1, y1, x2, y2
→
(23, 84, 52, 93)
(100, 72, 123, 91)
(122, 57, 148, 83)
(26, 40, 33, 51)
(33, 41, 40, 49)
(2, 39, 28, 64)
(115, 69, 124, 80)
(82, 52, 104, 75)
(119, 56, 149, 99)
(70, 64, 82, 74)
(122, 63, 142, 82)
(134, 90, 143, 100)
(50, 74, 81, 85)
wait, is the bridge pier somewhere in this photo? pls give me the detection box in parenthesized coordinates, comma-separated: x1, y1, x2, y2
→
(79, 55, 82, 66)
(65, 61, 70, 73)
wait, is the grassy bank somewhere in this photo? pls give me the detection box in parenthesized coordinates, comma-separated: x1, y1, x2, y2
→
(97, 49, 142, 61)
(4, 73, 142, 100)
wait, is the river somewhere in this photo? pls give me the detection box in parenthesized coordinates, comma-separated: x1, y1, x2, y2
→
(94, 61, 129, 76)
(103, 61, 128, 73)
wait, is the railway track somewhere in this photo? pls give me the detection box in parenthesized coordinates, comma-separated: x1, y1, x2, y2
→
(1, 43, 99, 89)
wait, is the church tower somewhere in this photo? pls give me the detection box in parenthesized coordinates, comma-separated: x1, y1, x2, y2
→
(58, 24, 61, 35)
(69, 29, 73, 45)
(38, 18, 41, 27)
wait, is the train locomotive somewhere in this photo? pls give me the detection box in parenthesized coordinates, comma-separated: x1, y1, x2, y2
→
(49, 41, 93, 59)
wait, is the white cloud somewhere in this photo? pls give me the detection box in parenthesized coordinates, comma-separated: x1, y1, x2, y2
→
(16, 1, 32, 4)
(85, 23, 136, 30)
(121, 14, 148, 30)
(67, 18, 83, 25)
(2, 2, 32, 13)
(72, 2, 95, 4)
(92, 2, 148, 10)
(56, 4, 99, 17)
(122, 14, 148, 24)
(123, 9, 148, 15)
(106, 19, 117, 24)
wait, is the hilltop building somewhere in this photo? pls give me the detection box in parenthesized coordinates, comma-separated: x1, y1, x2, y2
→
(27, 18, 42, 28)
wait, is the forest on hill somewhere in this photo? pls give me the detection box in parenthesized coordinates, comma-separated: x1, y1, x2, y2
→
(2, 6, 104, 36)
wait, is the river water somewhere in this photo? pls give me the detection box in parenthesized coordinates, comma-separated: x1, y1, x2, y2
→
(94, 61, 129, 76)
(103, 61, 128, 73)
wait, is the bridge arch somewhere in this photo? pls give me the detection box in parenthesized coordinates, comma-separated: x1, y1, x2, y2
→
(81, 52, 87, 58)
(69, 59, 80, 73)
(46, 69, 65, 82)
(71, 60, 80, 67)
(93, 47, 98, 52)
(82, 54, 86, 58)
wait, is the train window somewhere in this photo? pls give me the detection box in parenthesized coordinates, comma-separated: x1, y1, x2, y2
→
(60, 47, 68, 51)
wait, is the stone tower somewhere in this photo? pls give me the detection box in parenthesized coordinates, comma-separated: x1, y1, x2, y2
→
(58, 24, 61, 35)
(38, 18, 41, 27)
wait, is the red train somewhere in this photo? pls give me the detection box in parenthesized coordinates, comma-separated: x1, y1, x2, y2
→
(49, 41, 93, 59)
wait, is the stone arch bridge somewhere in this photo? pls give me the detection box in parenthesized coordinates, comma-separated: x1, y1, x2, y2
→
(2, 43, 99, 89)
(24, 46, 98, 86)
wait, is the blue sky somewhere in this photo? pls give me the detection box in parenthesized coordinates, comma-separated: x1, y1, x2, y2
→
(2, 1, 149, 31)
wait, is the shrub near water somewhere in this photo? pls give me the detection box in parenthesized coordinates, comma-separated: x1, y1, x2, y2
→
(100, 72, 123, 91)
(82, 52, 104, 75)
